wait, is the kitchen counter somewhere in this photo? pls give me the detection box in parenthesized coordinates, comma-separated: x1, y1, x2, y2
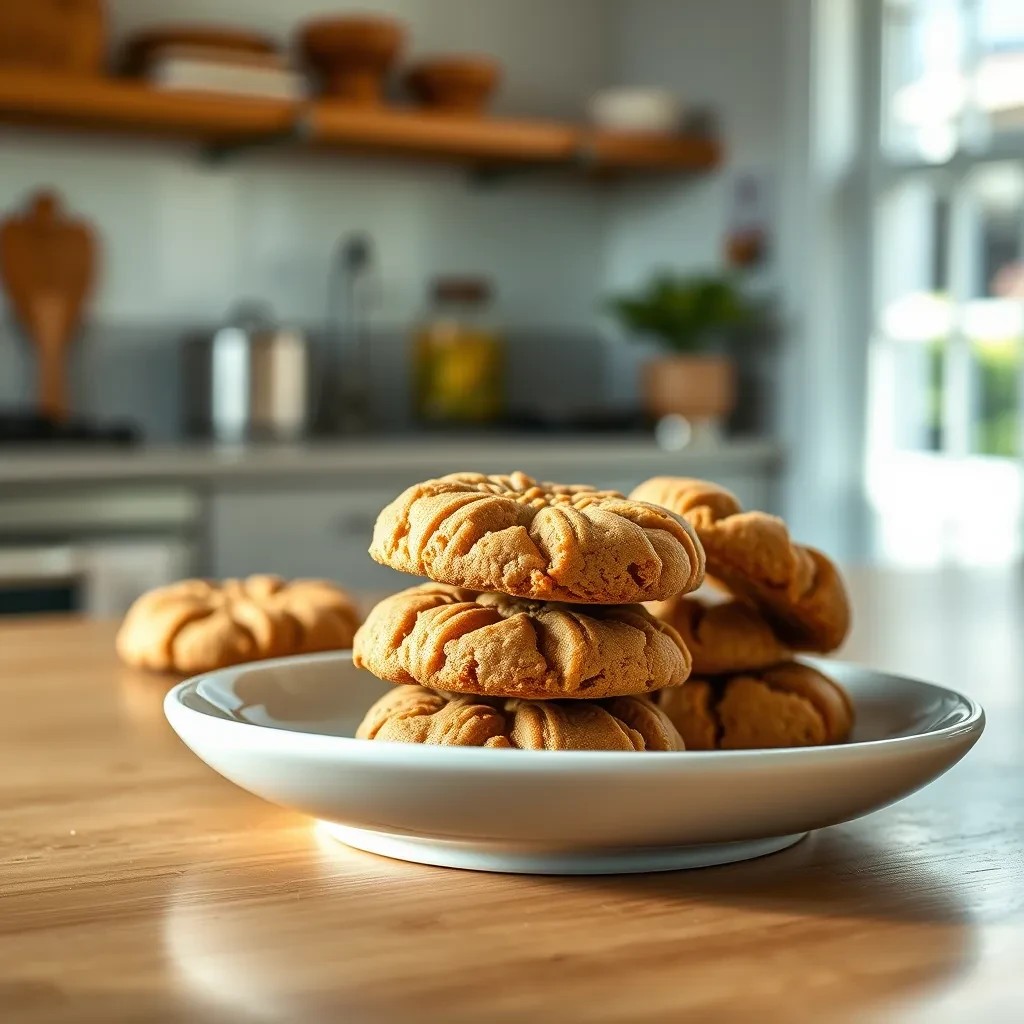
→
(0, 435, 782, 487)
(0, 435, 784, 596)
(1, 566, 1021, 1021)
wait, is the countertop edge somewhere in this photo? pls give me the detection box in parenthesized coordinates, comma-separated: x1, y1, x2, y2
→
(0, 436, 784, 487)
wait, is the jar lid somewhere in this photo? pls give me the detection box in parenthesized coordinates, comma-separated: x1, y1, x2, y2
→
(431, 276, 491, 304)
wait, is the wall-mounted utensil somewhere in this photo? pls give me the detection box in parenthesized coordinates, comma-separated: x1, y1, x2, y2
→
(326, 232, 377, 431)
(0, 190, 98, 422)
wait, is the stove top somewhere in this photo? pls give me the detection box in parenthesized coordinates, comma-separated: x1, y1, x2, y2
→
(0, 412, 140, 446)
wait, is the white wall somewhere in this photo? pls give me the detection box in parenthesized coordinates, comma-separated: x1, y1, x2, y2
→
(0, 0, 614, 331)
(604, 0, 788, 290)
(600, 0, 789, 406)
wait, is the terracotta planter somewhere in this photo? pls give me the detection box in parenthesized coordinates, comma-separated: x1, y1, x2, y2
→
(641, 354, 736, 421)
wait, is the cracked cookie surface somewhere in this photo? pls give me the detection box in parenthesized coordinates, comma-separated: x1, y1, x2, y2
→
(357, 684, 685, 750)
(631, 477, 850, 651)
(353, 582, 691, 699)
(654, 662, 853, 750)
(116, 575, 360, 674)
(369, 471, 704, 604)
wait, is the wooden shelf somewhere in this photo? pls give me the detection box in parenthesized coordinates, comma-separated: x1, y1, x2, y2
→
(0, 69, 296, 141)
(0, 69, 722, 176)
(307, 103, 578, 166)
(582, 130, 721, 173)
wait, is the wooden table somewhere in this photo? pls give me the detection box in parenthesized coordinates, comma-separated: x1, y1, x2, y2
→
(2, 568, 1022, 1022)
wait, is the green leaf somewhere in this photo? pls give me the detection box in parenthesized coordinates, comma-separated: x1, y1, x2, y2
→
(604, 270, 760, 352)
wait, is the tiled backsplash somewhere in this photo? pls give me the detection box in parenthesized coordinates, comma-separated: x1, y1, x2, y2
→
(0, 320, 634, 440)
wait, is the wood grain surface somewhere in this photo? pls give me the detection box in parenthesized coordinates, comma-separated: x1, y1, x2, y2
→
(0, 68, 721, 174)
(1, 567, 1022, 1022)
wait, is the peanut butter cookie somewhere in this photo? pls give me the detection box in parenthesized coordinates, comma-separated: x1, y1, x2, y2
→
(631, 477, 850, 651)
(654, 662, 854, 750)
(369, 471, 704, 604)
(357, 685, 684, 750)
(117, 575, 360, 674)
(648, 594, 791, 675)
(353, 582, 691, 699)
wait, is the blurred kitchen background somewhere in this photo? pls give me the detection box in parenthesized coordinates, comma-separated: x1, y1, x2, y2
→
(1, 0, 1022, 616)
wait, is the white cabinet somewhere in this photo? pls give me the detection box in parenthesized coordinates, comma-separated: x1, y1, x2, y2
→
(208, 488, 406, 591)
(207, 464, 776, 591)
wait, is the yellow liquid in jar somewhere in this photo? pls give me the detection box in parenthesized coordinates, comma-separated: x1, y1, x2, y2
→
(415, 322, 503, 422)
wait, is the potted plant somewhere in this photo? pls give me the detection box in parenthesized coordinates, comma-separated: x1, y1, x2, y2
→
(607, 272, 756, 422)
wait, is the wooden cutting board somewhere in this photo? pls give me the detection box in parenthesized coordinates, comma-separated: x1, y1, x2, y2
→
(0, 190, 98, 422)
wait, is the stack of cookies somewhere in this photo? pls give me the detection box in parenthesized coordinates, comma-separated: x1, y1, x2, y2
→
(630, 477, 854, 749)
(352, 471, 707, 750)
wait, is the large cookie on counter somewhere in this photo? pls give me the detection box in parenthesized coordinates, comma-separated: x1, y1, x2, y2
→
(630, 477, 850, 652)
(357, 685, 684, 751)
(654, 662, 854, 750)
(353, 582, 691, 700)
(368, 470, 704, 604)
(648, 594, 791, 676)
(116, 575, 360, 674)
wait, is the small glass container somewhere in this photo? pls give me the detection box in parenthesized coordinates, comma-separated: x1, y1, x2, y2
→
(414, 277, 503, 423)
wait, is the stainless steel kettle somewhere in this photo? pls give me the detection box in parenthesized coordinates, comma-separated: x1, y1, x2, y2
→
(182, 303, 313, 443)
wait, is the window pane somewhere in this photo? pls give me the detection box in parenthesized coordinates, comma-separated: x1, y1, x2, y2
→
(884, 0, 1024, 159)
(875, 178, 947, 318)
(962, 164, 1024, 456)
(883, 0, 968, 161)
(971, 338, 1021, 455)
(873, 177, 949, 454)
(871, 338, 946, 452)
(965, 163, 1024, 299)
(973, 0, 1024, 144)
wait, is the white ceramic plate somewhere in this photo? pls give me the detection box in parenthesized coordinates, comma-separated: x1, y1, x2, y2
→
(164, 653, 983, 875)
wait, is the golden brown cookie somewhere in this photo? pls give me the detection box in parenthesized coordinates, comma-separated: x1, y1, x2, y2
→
(648, 594, 791, 675)
(654, 663, 854, 750)
(369, 470, 704, 604)
(116, 575, 360, 674)
(353, 582, 691, 700)
(357, 685, 684, 750)
(630, 477, 850, 651)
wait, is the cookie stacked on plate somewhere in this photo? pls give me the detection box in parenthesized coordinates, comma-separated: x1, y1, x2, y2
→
(630, 477, 855, 749)
(353, 471, 706, 750)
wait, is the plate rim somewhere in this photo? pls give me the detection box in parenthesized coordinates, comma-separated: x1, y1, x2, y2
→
(163, 651, 986, 769)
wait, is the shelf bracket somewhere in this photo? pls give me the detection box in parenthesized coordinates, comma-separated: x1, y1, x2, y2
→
(199, 110, 315, 166)
(467, 146, 600, 188)
(466, 161, 557, 188)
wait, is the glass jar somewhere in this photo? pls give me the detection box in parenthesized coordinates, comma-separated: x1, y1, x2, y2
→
(414, 277, 503, 423)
